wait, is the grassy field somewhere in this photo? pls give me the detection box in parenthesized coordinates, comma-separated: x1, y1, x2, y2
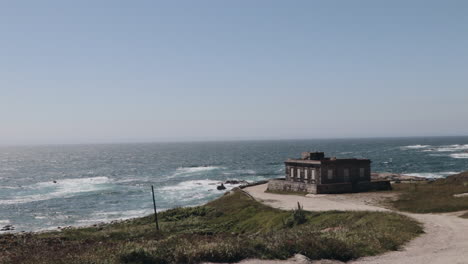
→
(0, 189, 422, 264)
(391, 172, 468, 214)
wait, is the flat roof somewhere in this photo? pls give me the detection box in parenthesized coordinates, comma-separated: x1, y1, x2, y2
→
(285, 158, 370, 164)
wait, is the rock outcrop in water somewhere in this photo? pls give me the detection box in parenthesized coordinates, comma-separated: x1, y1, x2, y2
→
(0, 225, 14, 231)
(224, 180, 248, 185)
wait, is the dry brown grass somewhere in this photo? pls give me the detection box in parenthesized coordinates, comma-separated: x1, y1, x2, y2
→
(392, 172, 468, 213)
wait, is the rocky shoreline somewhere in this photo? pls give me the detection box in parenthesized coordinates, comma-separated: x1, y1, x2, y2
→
(371, 172, 433, 182)
(0, 174, 447, 235)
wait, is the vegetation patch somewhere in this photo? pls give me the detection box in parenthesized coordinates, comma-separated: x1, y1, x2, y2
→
(1, 190, 422, 264)
(392, 172, 468, 213)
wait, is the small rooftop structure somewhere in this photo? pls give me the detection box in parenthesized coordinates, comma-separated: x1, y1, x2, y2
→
(301, 151, 325, 160)
(267, 151, 391, 194)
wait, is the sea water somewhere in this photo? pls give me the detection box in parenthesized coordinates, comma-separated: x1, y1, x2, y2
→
(1, 137, 468, 232)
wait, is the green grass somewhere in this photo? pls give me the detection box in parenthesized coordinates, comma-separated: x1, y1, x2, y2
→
(391, 177, 468, 213)
(0, 190, 422, 264)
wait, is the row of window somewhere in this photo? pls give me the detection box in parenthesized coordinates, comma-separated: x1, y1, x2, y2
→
(290, 168, 316, 180)
(290, 167, 366, 180)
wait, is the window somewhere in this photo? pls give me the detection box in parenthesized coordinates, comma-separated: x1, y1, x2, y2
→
(297, 168, 301, 179)
(344, 168, 349, 181)
(304, 169, 308, 180)
(290, 168, 294, 179)
(311, 169, 316, 180)
(360, 168, 365, 178)
(328, 169, 334, 180)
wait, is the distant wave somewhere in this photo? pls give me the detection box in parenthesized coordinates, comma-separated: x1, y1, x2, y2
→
(165, 166, 223, 179)
(222, 169, 256, 176)
(450, 153, 468, 159)
(422, 144, 468, 152)
(176, 166, 222, 174)
(401, 145, 431, 149)
(403, 172, 459, 179)
(0, 176, 111, 205)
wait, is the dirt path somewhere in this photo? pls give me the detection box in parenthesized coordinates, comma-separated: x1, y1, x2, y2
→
(241, 184, 468, 264)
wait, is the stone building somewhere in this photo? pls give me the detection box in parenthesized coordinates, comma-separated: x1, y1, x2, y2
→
(267, 152, 390, 194)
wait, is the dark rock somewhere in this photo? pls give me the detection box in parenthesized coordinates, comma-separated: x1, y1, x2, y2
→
(1, 225, 14, 231)
(217, 183, 226, 190)
(225, 180, 249, 185)
(53, 180, 57, 184)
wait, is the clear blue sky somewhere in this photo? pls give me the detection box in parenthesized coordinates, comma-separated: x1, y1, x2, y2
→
(1, 1, 467, 144)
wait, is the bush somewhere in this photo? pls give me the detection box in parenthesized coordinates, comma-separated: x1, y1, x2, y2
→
(293, 202, 307, 225)
(283, 202, 307, 227)
(160, 206, 213, 221)
(120, 248, 161, 264)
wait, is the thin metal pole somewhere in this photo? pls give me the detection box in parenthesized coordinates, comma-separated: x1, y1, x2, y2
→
(151, 185, 160, 231)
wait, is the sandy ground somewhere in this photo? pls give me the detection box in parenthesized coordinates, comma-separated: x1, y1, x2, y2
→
(237, 184, 468, 264)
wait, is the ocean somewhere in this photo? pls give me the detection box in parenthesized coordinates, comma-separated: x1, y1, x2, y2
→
(1, 137, 468, 232)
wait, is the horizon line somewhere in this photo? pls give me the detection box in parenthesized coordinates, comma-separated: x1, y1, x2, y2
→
(1, 134, 468, 147)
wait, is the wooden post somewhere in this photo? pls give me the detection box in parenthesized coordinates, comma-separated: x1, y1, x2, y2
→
(151, 185, 160, 231)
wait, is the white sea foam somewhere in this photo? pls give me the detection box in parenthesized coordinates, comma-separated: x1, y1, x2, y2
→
(222, 169, 256, 176)
(402, 145, 431, 149)
(403, 172, 459, 179)
(0, 220, 10, 224)
(160, 179, 221, 191)
(159, 179, 245, 201)
(0, 176, 112, 205)
(76, 209, 152, 224)
(176, 166, 221, 174)
(450, 153, 468, 159)
(166, 166, 223, 179)
(424, 144, 468, 152)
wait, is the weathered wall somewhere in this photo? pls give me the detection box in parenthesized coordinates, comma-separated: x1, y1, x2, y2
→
(285, 159, 371, 186)
(267, 179, 318, 193)
(316, 183, 353, 194)
(320, 159, 371, 184)
(267, 179, 391, 194)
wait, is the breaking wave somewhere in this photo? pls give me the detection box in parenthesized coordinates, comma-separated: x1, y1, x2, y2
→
(166, 166, 223, 179)
(423, 144, 468, 152)
(450, 153, 468, 159)
(0, 176, 112, 205)
(401, 145, 431, 149)
(403, 172, 459, 179)
(75, 209, 153, 225)
(158, 179, 245, 202)
(222, 169, 256, 176)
